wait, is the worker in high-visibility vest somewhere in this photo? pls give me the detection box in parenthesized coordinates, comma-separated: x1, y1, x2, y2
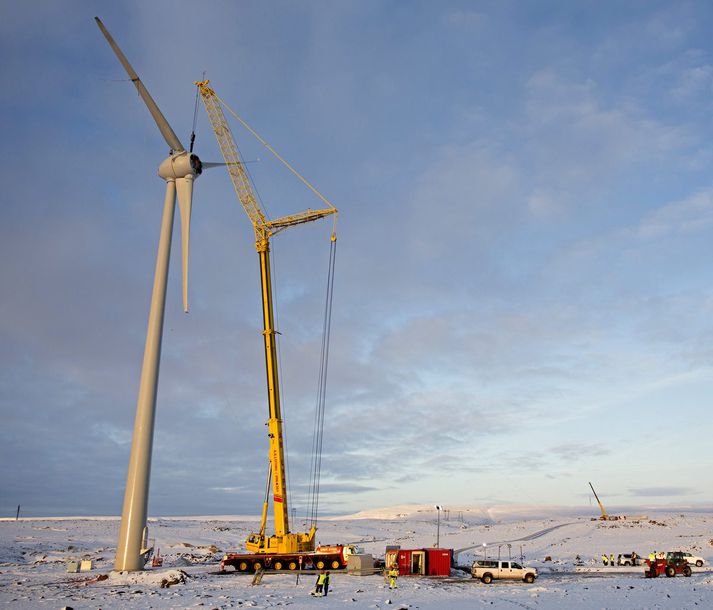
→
(311, 571, 326, 596)
(388, 565, 399, 589)
(602, 554, 609, 566)
(648, 551, 655, 562)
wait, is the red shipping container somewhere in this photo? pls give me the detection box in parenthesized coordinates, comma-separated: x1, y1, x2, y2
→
(385, 548, 452, 577)
(425, 548, 452, 576)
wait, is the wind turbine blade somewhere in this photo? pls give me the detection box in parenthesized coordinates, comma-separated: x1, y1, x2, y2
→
(175, 177, 194, 313)
(202, 161, 257, 169)
(201, 161, 249, 170)
(95, 17, 185, 153)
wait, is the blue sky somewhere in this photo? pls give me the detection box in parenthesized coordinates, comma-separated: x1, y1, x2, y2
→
(1, 0, 712, 518)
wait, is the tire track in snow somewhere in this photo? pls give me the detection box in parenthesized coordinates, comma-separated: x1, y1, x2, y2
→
(455, 521, 579, 555)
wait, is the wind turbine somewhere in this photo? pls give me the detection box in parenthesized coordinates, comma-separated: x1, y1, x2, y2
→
(95, 17, 201, 571)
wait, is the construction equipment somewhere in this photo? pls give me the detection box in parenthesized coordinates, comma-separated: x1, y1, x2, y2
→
(644, 552, 692, 578)
(588, 482, 648, 522)
(196, 80, 351, 571)
(588, 482, 611, 520)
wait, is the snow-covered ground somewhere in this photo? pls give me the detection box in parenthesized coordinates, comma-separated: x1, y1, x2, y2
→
(1, 505, 712, 609)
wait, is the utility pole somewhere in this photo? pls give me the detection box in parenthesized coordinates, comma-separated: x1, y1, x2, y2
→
(435, 505, 443, 547)
(16, 505, 20, 520)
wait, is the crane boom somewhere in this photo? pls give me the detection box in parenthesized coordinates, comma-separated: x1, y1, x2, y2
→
(196, 80, 336, 555)
(588, 481, 609, 520)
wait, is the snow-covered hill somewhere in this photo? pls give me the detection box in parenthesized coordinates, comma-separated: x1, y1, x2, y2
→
(1, 506, 711, 609)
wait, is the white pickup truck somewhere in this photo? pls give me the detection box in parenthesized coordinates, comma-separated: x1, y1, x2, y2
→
(471, 559, 537, 584)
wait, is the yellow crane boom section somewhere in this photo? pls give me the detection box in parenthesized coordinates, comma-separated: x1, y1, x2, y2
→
(195, 81, 336, 244)
(589, 481, 609, 520)
(195, 80, 336, 555)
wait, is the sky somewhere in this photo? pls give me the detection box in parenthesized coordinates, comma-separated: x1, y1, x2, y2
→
(1, 0, 712, 520)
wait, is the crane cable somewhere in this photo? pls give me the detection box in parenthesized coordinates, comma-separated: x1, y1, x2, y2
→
(212, 92, 337, 215)
(189, 71, 205, 153)
(307, 235, 338, 528)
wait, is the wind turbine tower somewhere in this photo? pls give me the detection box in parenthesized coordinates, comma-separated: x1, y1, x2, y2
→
(95, 17, 202, 571)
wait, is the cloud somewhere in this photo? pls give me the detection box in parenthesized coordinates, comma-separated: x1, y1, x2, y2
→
(671, 64, 713, 102)
(311, 483, 381, 495)
(2, 1, 713, 518)
(629, 487, 700, 498)
(637, 189, 713, 238)
(550, 443, 610, 462)
(523, 68, 688, 198)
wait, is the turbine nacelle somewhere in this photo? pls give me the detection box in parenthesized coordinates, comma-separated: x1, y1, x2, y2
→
(158, 151, 203, 180)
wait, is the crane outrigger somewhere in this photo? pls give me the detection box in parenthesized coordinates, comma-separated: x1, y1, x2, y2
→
(196, 81, 354, 572)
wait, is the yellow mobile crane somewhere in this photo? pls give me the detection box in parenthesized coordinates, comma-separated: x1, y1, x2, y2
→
(588, 482, 648, 522)
(196, 81, 354, 572)
(588, 482, 611, 520)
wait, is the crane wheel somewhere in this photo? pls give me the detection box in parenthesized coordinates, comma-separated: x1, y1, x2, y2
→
(253, 562, 263, 571)
(331, 560, 341, 570)
(238, 561, 249, 572)
(316, 560, 326, 570)
(684, 566, 692, 577)
(288, 561, 298, 571)
(274, 561, 283, 570)
(665, 566, 675, 577)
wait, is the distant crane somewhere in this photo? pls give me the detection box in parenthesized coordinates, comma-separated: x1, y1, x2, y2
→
(588, 482, 648, 522)
(588, 482, 610, 520)
(195, 81, 338, 561)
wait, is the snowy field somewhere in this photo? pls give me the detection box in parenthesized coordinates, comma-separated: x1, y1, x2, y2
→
(1, 505, 712, 609)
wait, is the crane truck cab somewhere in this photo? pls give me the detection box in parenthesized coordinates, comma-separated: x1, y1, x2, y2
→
(314, 544, 359, 569)
(471, 559, 537, 584)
